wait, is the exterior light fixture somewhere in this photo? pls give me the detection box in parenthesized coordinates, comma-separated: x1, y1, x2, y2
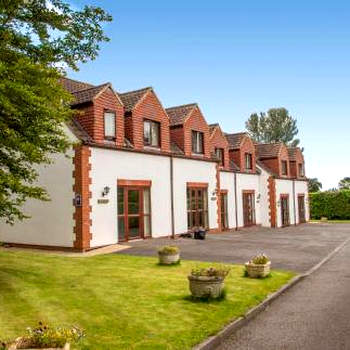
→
(102, 186, 110, 197)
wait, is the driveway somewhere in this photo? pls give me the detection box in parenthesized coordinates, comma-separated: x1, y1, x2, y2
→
(116, 223, 350, 272)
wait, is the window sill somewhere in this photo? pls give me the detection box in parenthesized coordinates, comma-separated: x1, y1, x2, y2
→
(191, 153, 204, 157)
(144, 146, 161, 152)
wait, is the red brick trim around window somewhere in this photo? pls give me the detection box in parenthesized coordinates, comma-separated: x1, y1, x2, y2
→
(268, 176, 277, 228)
(117, 179, 152, 187)
(72, 145, 92, 251)
(186, 182, 208, 188)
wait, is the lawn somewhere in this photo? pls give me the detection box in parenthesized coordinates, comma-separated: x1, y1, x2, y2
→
(310, 219, 350, 223)
(0, 250, 295, 349)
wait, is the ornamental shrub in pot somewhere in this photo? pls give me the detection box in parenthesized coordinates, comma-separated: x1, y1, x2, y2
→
(158, 246, 180, 265)
(245, 253, 271, 278)
(188, 267, 230, 299)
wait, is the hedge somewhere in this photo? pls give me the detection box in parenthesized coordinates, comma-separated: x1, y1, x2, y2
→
(309, 190, 350, 220)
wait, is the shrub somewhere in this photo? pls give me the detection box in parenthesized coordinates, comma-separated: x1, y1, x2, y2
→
(190, 267, 230, 279)
(310, 190, 350, 220)
(12, 322, 84, 349)
(250, 253, 270, 265)
(158, 246, 179, 255)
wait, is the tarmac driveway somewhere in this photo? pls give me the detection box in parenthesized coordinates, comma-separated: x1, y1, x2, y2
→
(116, 223, 350, 272)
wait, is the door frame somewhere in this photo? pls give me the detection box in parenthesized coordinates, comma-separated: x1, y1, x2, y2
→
(242, 190, 256, 227)
(186, 183, 209, 230)
(220, 190, 229, 231)
(280, 193, 290, 227)
(117, 179, 152, 242)
(298, 194, 306, 223)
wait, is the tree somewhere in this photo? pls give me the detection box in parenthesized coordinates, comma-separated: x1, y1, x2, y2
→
(246, 108, 300, 146)
(0, 0, 112, 224)
(339, 177, 350, 190)
(308, 178, 322, 193)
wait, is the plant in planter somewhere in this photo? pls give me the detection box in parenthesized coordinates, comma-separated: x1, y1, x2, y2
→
(158, 246, 180, 265)
(6, 322, 84, 350)
(188, 267, 230, 299)
(245, 253, 271, 278)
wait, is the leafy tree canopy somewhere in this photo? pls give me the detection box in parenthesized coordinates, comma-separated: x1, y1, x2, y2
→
(246, 108, 300, 147)
(308, 178, 322, 193)
(0, 0, 111, 223)
(339, 177, 350, 190)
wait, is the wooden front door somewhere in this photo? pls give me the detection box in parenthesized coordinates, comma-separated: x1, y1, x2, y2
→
(187, 187, 209, 230)
(220, 191, 228, 230)
(280, 195, 290, 227)
(243, 191, 255, 227)
(298, 195, 306, 223)
(118, 186, 151, 241)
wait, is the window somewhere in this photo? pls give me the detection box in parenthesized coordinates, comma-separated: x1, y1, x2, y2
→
(281, 160, 288, 175)
(245, 153, 253, 170)
(144, 120, 160, 147)
(104, 111, 116, 140)
(298, 163, 304, 177)
(191, 131, 204, 154)
(215, 148, 224, 166)
(187, 187, 208, 229)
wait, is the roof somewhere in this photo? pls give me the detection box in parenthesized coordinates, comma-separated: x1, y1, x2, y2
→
(256, 160, 277, 176)
(209, 123, 219, 135)
(166, 103, 197, 126)
(119, 87, 152, 112)
(71, 83, 111, 106)
(229, 160, 240, 171)
(171, 142, 184, 155)
(59, 77, 94, 93)
(288, 147, 302, 161)
(67, 119, 92, 142)
(225, 132, 248, 149)
(255, 143, 284, 159)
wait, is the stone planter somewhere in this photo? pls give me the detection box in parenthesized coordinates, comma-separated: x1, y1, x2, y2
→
(245, 261, 271, 278)
(158, 252, 180, 265)
(8, 340, 70, 350)
(188, 275, 224, 298)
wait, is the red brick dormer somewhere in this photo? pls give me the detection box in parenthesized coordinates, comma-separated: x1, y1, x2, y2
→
(60, 77, 124, 147)
(288, 147, 305, 179)
(208, 124, 230, 170)
(255, 143, 291, 178)
(119, 88, 170, 153)
(166, 103, 210, 158)
(226, 132, 256, 173)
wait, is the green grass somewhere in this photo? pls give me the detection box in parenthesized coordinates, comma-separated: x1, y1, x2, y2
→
(0, 250, 295, 350)
(310, 219, 350, 223)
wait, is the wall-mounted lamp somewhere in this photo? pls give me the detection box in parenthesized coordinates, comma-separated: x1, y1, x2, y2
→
(102, 186, 110, 197)
(256, 193, 261, 203)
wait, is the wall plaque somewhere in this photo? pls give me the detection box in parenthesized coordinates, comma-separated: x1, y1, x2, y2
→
(98, 199, 109, 204)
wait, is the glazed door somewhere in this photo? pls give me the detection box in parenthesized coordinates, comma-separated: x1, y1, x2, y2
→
(243, 192, 255, 227)
(220, 192, 228, 230)
(298, 195, 306, 223)
(118, 187, 144, 241)
(281, 195, 290, 227)
(187, 188, 208, 229)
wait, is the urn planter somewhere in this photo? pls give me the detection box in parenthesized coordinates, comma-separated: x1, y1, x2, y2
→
(245, 261, 271, 278)
(158, 252, 180, 265)
(188, 275, 225, 299)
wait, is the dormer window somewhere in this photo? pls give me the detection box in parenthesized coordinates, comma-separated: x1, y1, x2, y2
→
(245, 153, 253, 170)
(192, 131, 204, 154)
(144, 119, 160, 147)
(281, 160, 288, 175)
(298, 163, 304, 177)
(215, 148, 224, 166)
(104, 111, 116, 140)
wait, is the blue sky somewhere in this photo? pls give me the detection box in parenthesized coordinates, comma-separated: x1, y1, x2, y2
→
(68, 1, 350, 190)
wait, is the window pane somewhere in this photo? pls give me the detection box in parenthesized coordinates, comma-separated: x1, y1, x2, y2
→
(192, 131, 196, 153)
(104, 112, 116, 138)
(118, 217, 125, 241)
(128, 190, 140, 214)
(128, 217, 140, 238)
(143, 188, 150, 214)
(144, 121, 151, 145)
(144, 216, 151, 237)
(117, 187, 124, 215)
(198, 133, 204, 153)
(151, 122, 160, 146)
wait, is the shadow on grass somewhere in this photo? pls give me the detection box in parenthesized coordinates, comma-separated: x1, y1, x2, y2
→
(155, 260, 181, 267)
(183, 288, 228, 303)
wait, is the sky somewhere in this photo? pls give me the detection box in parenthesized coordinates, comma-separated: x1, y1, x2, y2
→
(68, 1, 350, 190)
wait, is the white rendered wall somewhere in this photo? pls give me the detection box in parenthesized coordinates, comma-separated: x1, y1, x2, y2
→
(90, 148, 172, 246)
(294, 180, 310, 223)
(257, 167, 272, 227)
(236, 173, 261, 227)
(219, 171, 236, 229)
(0, 125, 76, 247)
(275, 179, 295, 227)
(172, 158, 217, 234)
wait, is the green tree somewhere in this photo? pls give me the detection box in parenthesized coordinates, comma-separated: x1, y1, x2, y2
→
(339, 177, 350, 190)
(308, 178, 322, 193)
(0, 0, 112, 224)
(246, 108, 300, 146)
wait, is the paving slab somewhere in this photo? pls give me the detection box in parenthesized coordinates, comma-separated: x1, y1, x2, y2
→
(116, 223, 350, 272)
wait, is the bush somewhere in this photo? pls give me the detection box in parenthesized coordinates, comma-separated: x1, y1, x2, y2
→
(249, 253, 270, 265)
(158, 246, 179, 255)
(310, 190, 350, 220)
(190, 267, 230, 279)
